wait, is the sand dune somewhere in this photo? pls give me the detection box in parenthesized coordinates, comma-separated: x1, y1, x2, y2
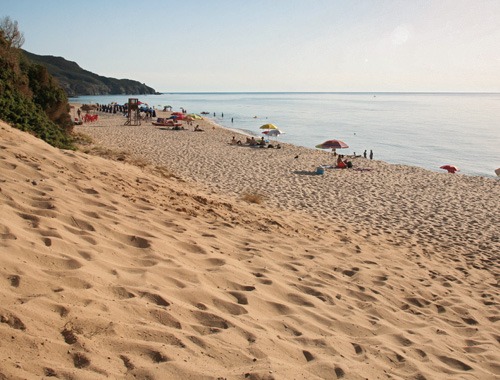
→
(0, 118, 499, 379)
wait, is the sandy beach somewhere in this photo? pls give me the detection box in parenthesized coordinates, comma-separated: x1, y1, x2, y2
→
(0, 108, 498, 379)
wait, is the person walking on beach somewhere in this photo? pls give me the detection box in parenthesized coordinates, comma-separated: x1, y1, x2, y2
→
(363, 150, 367, 158)
(369, 150, 373, 160)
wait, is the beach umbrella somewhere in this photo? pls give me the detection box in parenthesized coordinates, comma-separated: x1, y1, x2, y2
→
(440, 165, 459, 174)
(187, 113, 203, 120)
(316, 139, 349, 156)
(262, 128, 285, 143)
(263, 129, 284, 137)
(259, 124, 279, 141)
(315, 139, 349, 150)
(260, 123, 278, 130)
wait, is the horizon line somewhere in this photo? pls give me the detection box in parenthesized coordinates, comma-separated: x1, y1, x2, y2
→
(155, 91, 500, 95)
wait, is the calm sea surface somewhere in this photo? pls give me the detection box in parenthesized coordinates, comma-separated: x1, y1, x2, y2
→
(70, 92, 499, 178)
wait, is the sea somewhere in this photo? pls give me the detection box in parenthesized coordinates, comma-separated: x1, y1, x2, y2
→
(69, 92, 500, 178)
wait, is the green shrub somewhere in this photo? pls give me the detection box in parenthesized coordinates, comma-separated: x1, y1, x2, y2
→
(0, 23, 73, 149)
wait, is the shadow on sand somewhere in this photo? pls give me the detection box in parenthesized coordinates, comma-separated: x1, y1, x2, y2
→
(293, 170, 321, 176)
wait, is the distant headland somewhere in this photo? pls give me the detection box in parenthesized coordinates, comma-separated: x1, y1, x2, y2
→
(22, 50, 159, 97)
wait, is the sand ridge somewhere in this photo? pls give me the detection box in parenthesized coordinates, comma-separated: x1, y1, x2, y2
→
(0, 118, 499, 379)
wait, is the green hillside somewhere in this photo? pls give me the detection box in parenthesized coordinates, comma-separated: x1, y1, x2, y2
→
(22, 50, 158, 97)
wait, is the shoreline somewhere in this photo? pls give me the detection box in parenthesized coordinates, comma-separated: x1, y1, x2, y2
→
(74, 107, 499, 262)
(70, 93, 500, 179)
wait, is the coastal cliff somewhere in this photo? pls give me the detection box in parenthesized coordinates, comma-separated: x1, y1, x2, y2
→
(22, 50, 158, 97)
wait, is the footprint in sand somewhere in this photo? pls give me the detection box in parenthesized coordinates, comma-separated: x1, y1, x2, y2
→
(72, 352, 90, 368)
(147, 350, 170, 363)
(176, 241, 207, 254)
(43, 368, 57, 377)
(286, 293, 315, 307)
(0, 312, 26, 330)
(50, 276, 91, 290)
(54, 305, 69, 317)
(228, 291, 248, 305)
(341, 267, 359, 277)
(121, 235, 151, 249)
(77, 250, 93, 261)
(213, 298, 248, 315)
(61, 326, 78, 344)
(111, 286, 136, 300)
(80, 187, 99, 195)
(283, 324, 302, 337)
(437, 355, 473, 371)
(119, 355, 135, 370)
(149, 310, 182, 329)
(252, 272, 273, 285)
(461, 317, 479, 325)
(0, 160, 17, 170)
(267, 301, 292, 315)
(352, 343, 364, 355)
(8, 274, 20, 287)
(302, 350, 315, 362)
(229, 282, 256, 292)
(405, 297, 431, 308)
(17, 212, 40, 228)
(373, 275, 389, 286)
(81, 210, 101, 219)
(30, 199, 56, 210)
(187, 335, 208, 349)
(139, 291, 170, 307)
(334, 367, 346, 378)
(192, 310, 232, 330)
(205, 257, 226, 267)
(297, 285, 335, 304)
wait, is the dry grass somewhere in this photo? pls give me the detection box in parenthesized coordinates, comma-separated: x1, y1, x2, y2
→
(75, 140, 179, 179)
(71, 132, 93, 146)
(241, 192, 265, 204)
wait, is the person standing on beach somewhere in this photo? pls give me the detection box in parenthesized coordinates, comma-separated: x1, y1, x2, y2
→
(369, 150, 373, 160)
(363, 150, 367, 158)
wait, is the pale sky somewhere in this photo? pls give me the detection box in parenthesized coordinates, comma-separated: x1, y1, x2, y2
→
(2, 0, 499, 92)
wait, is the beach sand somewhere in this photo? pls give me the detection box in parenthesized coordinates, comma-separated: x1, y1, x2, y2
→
(0, 109, 498, 379)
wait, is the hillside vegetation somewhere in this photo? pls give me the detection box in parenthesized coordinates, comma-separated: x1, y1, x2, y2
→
(22, 50, 158, 97)
(0, 19, 73, 149)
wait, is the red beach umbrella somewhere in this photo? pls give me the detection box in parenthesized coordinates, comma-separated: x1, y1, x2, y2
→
(440, 165, 459, 174)
(315, 139, 349, 150)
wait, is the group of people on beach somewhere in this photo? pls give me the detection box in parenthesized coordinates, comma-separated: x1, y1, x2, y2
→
(230, 136, 281, 149)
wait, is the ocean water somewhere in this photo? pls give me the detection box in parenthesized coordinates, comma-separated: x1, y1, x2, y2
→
(70, 92, 500, 178)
